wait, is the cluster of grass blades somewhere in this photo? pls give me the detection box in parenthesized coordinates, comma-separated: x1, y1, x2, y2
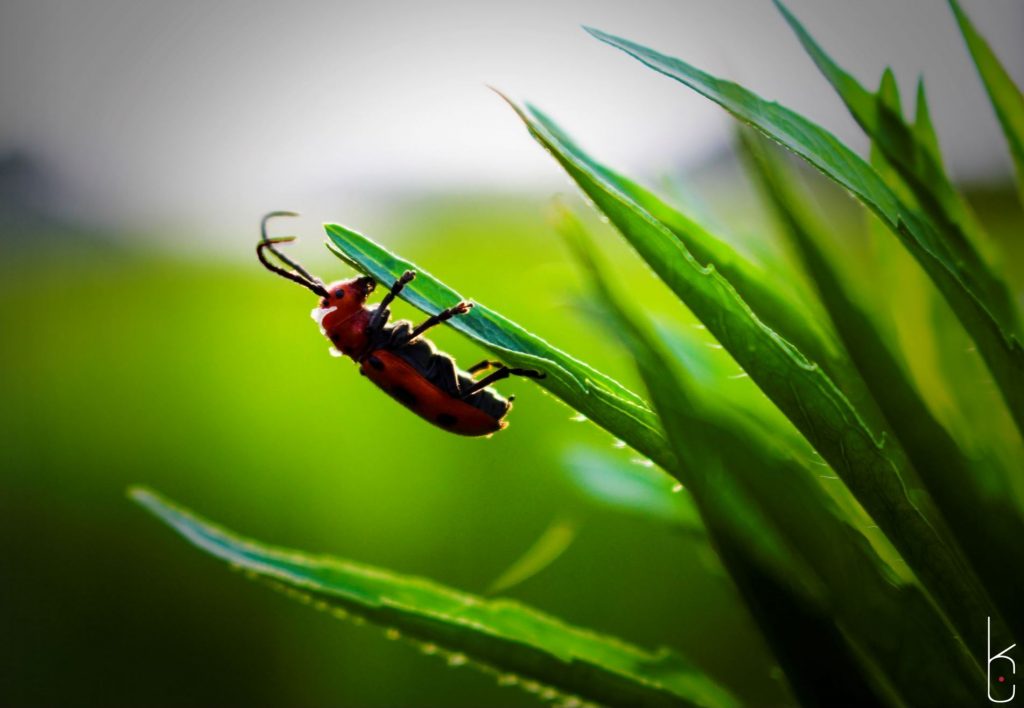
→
(133, 2, 1023, 705)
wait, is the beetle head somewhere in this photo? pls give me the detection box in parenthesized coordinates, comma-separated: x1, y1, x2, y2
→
(318, 276, 376, 317)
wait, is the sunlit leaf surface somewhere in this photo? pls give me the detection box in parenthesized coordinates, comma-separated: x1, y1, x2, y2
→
(568, 226, 983, 707)
(504, 95, 996, 652)
(585, 25, 1024, 441)
(773, 0, 1019, 338)
(742, 130, 1024, 634)
(131, 487, 737, 708)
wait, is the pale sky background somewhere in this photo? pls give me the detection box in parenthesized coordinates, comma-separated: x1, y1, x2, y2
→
(1, 0, 1021, 245)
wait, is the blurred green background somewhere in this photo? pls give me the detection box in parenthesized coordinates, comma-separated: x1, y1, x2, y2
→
(3, 1, 1023, 703)
(4, 166, 1023, 705)
(2, 195, 794, 706)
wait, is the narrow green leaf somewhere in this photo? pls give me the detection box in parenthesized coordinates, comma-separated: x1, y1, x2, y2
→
(323, 223, 672, 470)
(528, 110, 837, 375)
(865, 141, 1023, 487)
(507, 95, 996, 654)
(948, 0, 1024, 205)
(130, 487, 738, 708)
(569, 231, 983, 708)
(773, 0, 1020, 338)
(564, 446, 704, 535)
(742, 129, 1024, 635)
(877, 68, 901, 118)
(530, 106, 895, 460)
(585, 25, 1024, 439)
(646, 317, 907, 575)
(911, 78, 942, 166)
(866, 83, 917, 210)
(487, 517, 580, 594)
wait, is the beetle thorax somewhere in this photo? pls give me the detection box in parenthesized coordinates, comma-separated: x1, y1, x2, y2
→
(321, 307, 372, 358)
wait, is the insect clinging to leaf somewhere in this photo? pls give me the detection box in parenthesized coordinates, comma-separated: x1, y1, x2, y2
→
(256, 211, 544, 436)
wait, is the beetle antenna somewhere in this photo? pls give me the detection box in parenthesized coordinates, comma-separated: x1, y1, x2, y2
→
(257, 212, 329, 298)
(257, 238, 329, 297)
(260, 212, 321, 284)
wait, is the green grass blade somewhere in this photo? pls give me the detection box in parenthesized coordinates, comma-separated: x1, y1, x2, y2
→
(568, 232, 982, 708)
(507, 96, 997, 654)
(529, 105, 897, 459)
(486, 517, 580, 594)
(866, 140, 1024, 524)
(948, 0, 1024, 205)
(910, 78, 943, 165)
(130, 487, 736, 708)
(585, 26, 1024, 439)
(742, 130, 1024, 635)
(323, 223, 672, 470)
(774, 0, 1020, 337)
(564, 446, 704, 535)
(526, 108, 837, 374)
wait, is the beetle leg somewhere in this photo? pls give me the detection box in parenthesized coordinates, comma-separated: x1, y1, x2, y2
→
(467, 360, 503, 376)
(397, 301, 472, 344)
(460, 366, 545, 398)
(368, 271, 416, 332)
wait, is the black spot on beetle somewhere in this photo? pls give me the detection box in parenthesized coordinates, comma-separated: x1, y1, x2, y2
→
(436, 413, 458, 427)
(392, 386, 418, 407)
(368, 355, 384, 370)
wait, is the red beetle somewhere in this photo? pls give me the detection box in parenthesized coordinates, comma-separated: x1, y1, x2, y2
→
(257, 212, 544, 436)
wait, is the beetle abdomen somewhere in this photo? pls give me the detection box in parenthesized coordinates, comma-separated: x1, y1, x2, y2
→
(360, 350, 508, 436)
(372, 321, 511, 420)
